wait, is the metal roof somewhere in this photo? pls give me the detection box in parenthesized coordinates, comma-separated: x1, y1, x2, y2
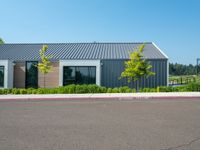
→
(0, 42, 168, 60)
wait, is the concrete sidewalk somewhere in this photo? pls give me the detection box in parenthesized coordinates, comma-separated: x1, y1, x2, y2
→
(0, 92, 200, 101)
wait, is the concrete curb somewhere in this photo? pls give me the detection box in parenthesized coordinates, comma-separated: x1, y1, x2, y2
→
(0, 93, 200, 101)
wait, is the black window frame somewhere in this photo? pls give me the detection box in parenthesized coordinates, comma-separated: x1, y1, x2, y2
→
(63, 66, 96, 86)
(25, 61, 38, 88)
(0, 66, 4, 88)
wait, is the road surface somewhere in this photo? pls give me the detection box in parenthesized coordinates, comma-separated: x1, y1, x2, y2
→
(0, 99, 200, 150)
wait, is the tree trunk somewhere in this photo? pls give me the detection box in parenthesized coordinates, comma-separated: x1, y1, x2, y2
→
(136, 80, 140, 92)
(43, 74, 45, 88)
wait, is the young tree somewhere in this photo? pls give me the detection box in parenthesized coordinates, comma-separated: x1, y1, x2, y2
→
(37, 45, 52, 88)
(120, 44, 155, 91)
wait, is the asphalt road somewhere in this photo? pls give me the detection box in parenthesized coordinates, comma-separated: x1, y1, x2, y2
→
(0, 99, 200, 150)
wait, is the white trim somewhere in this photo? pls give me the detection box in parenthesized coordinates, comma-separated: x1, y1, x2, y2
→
(152, 43, 169, 86)
(152, 42, 169, 59)
(59, 60, 101, 86)
(0, 60, 13, 88)
(167, 60, 169, 86)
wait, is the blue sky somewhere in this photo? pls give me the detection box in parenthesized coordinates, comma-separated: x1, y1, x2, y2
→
(1, 0, 200, 65)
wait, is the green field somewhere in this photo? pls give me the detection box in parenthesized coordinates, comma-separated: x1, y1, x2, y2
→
(169, 75, 200, 85)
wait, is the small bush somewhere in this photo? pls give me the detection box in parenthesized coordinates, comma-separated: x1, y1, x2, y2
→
(186, 82, 200, 92)
(66, 84, 76, 93)
(107, 88, 112, 93)
(158, 86, 173, 92)
(75, 84, 88, 93)
(26, 88, 34, 94)
(132, 88, 136, 93)
(99, 86, 107, 93)
(87, 84, 99, 93)
(20, 89, 27, 94)
(111, 88, 119, 93)
(119, 86, 131, 93)
(11, 88, 20, 94)
(37, 88, 45, 94)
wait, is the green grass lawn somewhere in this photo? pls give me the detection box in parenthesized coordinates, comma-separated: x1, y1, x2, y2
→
(169, 75, 200, 84)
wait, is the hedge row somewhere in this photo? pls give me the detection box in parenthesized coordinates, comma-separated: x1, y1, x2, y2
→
(0, 82, 200, 95)
(0, 84, 135, 95)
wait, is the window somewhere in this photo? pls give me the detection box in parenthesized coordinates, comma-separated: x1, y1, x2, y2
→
(26, 61, 38, 88)
(63, 66, 96, 85)
(63, 66, 76, 85)
(0, 66, 4, 87)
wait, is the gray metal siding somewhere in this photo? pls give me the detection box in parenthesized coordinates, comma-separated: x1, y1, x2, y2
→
(101, 59, 167, 88)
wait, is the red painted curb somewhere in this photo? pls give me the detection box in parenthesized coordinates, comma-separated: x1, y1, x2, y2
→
(0, 96, 200, 101)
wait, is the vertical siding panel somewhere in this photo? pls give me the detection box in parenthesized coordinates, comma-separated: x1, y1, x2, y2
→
(156, 60, 159, 87)
(159, 61, 163, 85)
(38, 62, 59, 88)
(14, 61, 26, 88)
(163, 60, 166, 85)
(101, 59, 167, 88)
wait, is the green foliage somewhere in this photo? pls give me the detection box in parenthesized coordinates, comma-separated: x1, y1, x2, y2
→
(0, 38, 4, 44)
(186, 82, 200, 91)
(19, 89, 27, 94)
(140, 88, 157, 92)
(120, 44, 155, 83)
(75, 84, 89, 93)
(111, 88, 119, 93)
(1, 83, 200, 95)
(118, 86, 132, 93)
(169, 63, 197, 76)
(37, 45, 52, 88)
(157, 82, 200, 92)
(169, 75, 198, 85)
(107, 88, 113, 93)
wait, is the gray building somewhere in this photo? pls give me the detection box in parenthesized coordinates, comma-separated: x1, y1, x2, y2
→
(0, 42, 168, 89)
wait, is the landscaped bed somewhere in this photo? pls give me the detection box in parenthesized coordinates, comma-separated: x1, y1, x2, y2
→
(0, 82, 200, 95)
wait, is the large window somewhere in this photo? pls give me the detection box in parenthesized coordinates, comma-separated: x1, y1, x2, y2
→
(0, 66, 4, 87)
(26, 61, 38, 88)
(63, 66, 96, 85)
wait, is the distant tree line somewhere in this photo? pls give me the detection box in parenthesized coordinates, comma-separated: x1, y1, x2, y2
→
(169, 63, 197, 75)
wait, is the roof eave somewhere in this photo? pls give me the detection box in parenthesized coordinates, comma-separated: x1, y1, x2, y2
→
(152, 42, 169, 59)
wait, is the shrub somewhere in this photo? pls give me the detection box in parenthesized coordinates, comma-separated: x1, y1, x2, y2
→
(99, 86, 107, 93)
(111, 88, 119, 93)
(87, 84, 99, 93)
(186, 82, 200, 92)
(37, 88, 45, 94)
(119, 86, 130, 93)
(20, 89, 27, 94)
(158, 86, 173, 92)
(57, 87, 66, 94)
(107, 88, 112, 93)
(26, 88, 34, 94)
(1, 89, 11, 94)
(49, 88, 58, 94)
(150, 88, 156, 92)
(66, 84, 76, 93)
(11, 88, 20, 94)
(132, 88, 136, 93)
(75, 84, 88, 93)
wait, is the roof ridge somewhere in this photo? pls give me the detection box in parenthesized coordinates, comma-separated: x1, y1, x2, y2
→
(0, 42, 153, 45)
